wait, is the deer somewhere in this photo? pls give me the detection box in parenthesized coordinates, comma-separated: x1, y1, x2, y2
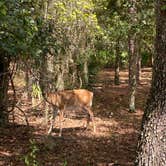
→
(44, 89, 96, 136)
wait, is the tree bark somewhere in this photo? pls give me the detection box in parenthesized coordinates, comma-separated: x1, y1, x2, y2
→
(0, 56, 10, 126)
(25, 66, 32, 100)
(128, 0, 138, 112)
(39, 53, 49, 126)
(83, 59, 89, 86)
(114, 39, 120, 85)
(136, 46, 141, 84)
(56, 67, 64, 91)
(135, 0, 166, 165)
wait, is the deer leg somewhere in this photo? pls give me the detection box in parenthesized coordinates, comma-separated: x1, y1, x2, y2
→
(58, 110, 64, 137)
(47, 106, 58, 135)
(85, 107, 96, 133)
(83, 110, 90, 130)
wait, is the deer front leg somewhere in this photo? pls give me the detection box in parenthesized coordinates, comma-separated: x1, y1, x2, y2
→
(47, 106, 58, 135)
(58, 110, 64, 137)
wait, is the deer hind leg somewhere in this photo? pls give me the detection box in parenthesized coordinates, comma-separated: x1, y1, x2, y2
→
(83, 113, 90, 130)
(47, 106, 58, 135)
(85, 107, 96, 133)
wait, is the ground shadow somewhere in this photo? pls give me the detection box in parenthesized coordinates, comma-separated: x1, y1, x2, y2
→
(0, 123, 138, 166)
(1, 68, 151, 166)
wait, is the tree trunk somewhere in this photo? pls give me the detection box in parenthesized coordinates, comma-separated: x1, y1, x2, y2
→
(56, 69, 64, 91)
(83, 59, 89, 86)
(25, 66, 32, 100)
(136, 47, 141, 84)
(114, 39, 120, 85)
(0, 56, 10, 126)
(135, 0, 166, 165)
(128, 35, 137, 112)
(128, 0, 137, 112)
(39, 53, 49, 126)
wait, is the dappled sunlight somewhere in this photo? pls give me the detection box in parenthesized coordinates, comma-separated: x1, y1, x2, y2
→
(1, 68, 152, 165)
(92, 117, 119, 137)
(0, 151, 12, 157)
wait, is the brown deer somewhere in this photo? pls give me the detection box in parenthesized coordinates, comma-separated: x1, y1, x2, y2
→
(45, 89, 96, 136)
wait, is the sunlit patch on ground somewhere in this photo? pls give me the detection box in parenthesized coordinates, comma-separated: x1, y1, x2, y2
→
(1, 68, 151, 166)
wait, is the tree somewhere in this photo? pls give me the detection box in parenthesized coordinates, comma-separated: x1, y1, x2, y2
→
(135, 0, 166, 165)
(114, 38, 120, 85)
(38, 0, 99, 90)
(136, 0, 155, 82)
(94, 0, 130, 85)
(0, 0, 44, 125)
(128, 0, 138, 112)
(0, 0, 100, 126)
(0, 55, 9, 125)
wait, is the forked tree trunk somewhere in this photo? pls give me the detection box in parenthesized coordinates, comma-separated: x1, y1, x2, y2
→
(128, 0, 137, 112)
(135, 1, 166, 165)
(114, 39, 120, 85)
(0, 56, 10, 126)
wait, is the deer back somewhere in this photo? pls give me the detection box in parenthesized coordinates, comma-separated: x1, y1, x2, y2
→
(46, 89, 93, 110)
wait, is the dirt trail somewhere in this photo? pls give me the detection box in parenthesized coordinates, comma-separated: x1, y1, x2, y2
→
(0, 68, 152, 166)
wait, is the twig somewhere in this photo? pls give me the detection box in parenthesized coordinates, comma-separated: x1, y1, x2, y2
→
(15, 105, 29, 127)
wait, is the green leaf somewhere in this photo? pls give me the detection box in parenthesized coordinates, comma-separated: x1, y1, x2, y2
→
(161, 5, 166, 11)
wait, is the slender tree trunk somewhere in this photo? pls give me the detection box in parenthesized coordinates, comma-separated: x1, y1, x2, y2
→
(56, 67, 64, 91)
(39, 53, 49, 126)
(83, 59, 89, 86)
(136, 46, 141, 84)
(128, 0, 137, 112)
(128, 36, 137, 112)
(25, 66, 32, 100)
(135, 1, 166, 165)
(114, 39, 120, 85)
(39, 0, 48, 95)
(0, 56, 10, 126)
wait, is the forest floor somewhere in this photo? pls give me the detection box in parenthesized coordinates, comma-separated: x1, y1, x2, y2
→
(0, 68, 152, 166)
